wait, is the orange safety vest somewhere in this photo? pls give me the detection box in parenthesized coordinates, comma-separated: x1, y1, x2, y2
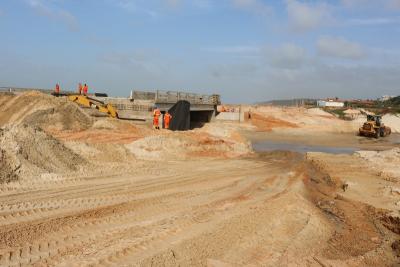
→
(164, 113, 171, 123)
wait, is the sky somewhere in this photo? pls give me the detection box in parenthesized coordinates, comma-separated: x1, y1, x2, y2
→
(0, 0, 399, 103)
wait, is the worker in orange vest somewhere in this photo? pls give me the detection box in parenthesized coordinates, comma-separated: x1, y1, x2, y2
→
(153, 107, 161, 130)
(55, 83, 60, 95)
(164, 111, 172, 129)
(78, 83, 83, 95)
(83, 83, 88, 95)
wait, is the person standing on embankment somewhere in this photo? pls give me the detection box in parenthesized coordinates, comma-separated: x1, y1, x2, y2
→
(83, 84, 88, 95)
(164, 111, 172, 129)
(153, 107, 161, 130)
(54, 83, 60, 95)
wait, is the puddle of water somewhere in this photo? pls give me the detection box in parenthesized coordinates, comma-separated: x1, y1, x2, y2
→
(252, 140, 360, 154)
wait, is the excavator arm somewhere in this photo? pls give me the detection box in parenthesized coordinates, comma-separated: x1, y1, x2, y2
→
(68, 95, 119, 118)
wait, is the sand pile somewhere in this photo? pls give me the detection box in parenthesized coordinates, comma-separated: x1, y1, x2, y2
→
(0, 124, 85, 183)
(306, 108, 335, 117)
(250, 112, 298, 131)
(356, 148, 400, 181)
(126, 124, 252, 160)
(0, 91, 93, 130)
(382, 114, 400, 133)
(251, 106, 357, 133)
(126, 134, 190, 160)
(50, 118, 147, 144)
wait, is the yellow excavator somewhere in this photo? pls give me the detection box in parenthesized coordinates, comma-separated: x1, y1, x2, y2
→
(68, 95, 119, 118)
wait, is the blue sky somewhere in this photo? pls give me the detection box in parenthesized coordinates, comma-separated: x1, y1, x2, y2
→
(0, 0, 399, 102)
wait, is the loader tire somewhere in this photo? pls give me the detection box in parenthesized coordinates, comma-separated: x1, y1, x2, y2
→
(375, 130, 379, 139)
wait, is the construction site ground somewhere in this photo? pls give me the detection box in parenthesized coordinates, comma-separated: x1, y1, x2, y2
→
(1, 92, 400, 266)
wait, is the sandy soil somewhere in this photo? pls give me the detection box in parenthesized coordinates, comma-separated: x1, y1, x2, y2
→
(249, 106, 400, 134)
(1, 92, 400, 266)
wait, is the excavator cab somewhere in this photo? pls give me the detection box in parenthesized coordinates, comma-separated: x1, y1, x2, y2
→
(367, 115, 381, 126)
(359, 115, 390, 138)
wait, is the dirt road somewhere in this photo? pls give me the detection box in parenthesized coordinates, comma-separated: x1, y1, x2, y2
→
(1, 92, 399, 266)
(0, 152, 398, 266)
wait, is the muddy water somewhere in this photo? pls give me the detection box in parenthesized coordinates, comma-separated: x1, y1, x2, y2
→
(246, 132, 400, 154)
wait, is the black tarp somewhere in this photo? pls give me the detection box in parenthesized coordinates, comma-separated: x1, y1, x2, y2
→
(168, 100, 190, 131)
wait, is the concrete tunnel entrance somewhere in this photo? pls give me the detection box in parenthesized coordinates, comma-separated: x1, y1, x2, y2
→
(190, 110, 214, 128)
(165, 100, 216, 130)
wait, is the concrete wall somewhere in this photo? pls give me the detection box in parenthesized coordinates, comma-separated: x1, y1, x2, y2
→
(215, 112, 241, 122)
(317, 100, 344, 107)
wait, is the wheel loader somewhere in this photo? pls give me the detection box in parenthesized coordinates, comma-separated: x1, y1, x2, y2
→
(359, 115, 391, 138)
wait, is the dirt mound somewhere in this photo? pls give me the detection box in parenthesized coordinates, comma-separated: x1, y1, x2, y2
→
(383, 114, 400, 133)
(0, 124, 85, 183)
(50, 119, 147, 144)
(251, 112, 298, 131)
(0, 91, 92, 131)
(251, 106, 359, 133)
(126, 131, 251, 160)
(356, 148, 400, 181)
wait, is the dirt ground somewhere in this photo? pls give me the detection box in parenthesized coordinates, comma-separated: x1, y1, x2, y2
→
(1, 92, 400, 266)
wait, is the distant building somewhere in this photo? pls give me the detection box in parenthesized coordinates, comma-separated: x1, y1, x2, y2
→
(317, 99, 344, 108)
(380, 95, 395, 101)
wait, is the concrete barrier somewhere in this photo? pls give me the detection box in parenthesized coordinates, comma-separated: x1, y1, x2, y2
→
(215, 112, 241, 122)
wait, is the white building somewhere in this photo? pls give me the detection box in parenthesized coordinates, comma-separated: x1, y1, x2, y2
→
(380, 95, 395, 101)
(317, 99, 344, 108)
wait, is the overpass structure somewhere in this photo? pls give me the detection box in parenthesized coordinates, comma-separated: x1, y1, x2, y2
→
(96, 90, 221, 122)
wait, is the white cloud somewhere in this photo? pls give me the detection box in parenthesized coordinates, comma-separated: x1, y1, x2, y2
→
(342, 0, 400, 9)
(341, 0, 371, 7)
(26, 0, 79, 31)
(265, 43, 307, 69)
(99, 49, 169, 76)
(210, 63, 258, 78)
(116, 0, 159, 18)
(388, 0, 400, 9)
(231, 0, 271, 15)
(286, 0, 331, 32)
(192, 0, 213, 9)
(165, 0, 181, 8)
(346, 17, 400, 26)
(204, 45, 260, 54)
(317, 36, 365, 60)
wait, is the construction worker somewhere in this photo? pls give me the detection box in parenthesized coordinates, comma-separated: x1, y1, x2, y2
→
(83, 84, 88, 95)
(55, 83, 60, 95)
(153, 107, 161, 130)
(78, 83, 83, 95)
(164, 111, 172, 129)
